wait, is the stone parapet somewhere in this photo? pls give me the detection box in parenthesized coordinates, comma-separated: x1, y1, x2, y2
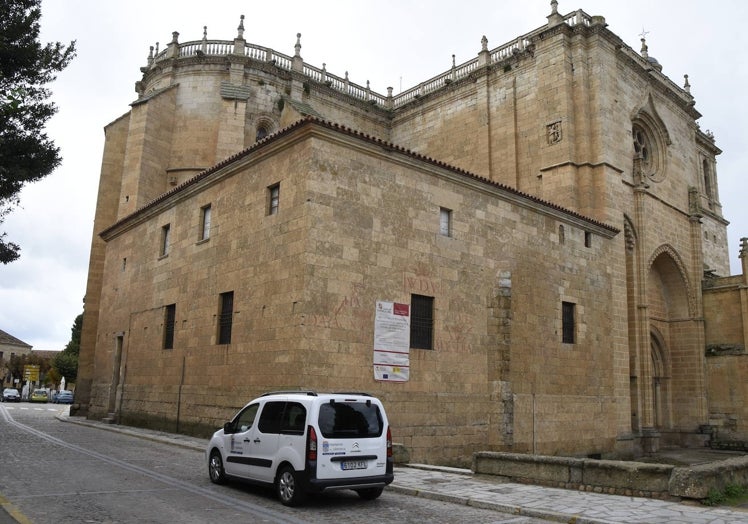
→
(472, 451, 748, 500)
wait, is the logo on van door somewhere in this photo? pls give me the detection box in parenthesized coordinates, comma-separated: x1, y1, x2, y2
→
(351, 442, 360, 452)
(322, 441, 345, 456)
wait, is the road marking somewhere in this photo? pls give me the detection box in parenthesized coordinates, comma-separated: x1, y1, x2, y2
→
(0, 406, 307, 524)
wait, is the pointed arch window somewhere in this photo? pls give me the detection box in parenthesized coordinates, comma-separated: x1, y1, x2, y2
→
(632, 123, 660, 181)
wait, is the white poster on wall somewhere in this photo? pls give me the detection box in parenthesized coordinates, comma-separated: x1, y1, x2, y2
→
(373, 300, 410, 382)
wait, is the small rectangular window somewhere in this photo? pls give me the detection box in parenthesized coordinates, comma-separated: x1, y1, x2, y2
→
(410, 294, 434, 350)
(163, 304, 176, 350)
(218, 291, 234, 344)
(584, 231, 592, 248)
(160, 224, 171, 257)
(439, 207, 452, 237)
(200, 205, 211, 241)
(268, 184, 280, 215)
(562, 301, 575, 344)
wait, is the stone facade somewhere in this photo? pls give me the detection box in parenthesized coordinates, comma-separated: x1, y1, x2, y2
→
(76, 4, 746, 466)
(0, 329, 33, 389)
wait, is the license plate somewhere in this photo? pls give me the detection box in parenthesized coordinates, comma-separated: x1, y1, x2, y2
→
(341, 460, 367, 471)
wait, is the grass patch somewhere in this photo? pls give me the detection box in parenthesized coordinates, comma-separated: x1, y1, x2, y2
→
(703, 484, 748, 506)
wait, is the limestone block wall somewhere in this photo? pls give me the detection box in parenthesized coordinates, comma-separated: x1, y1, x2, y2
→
(90, 121, 621, 465)
(75, 113, 132, 415)
(707, 354, 748, 440)
(703, 278, 748, 440)
(118, 87, 176, 218)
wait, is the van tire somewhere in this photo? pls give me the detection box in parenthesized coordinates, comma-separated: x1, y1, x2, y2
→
(276, 465, 306, 506)
(208, 450, 227, 484)
(356, 487, 384, 500)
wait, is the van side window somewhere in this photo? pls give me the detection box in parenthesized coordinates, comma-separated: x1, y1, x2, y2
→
(280, 402, 306, 435)
(233, 403, 259, 433)
(258, 401, 286, 434)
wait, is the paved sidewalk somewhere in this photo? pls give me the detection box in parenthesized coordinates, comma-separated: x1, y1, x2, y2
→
(55, 415, 748, 523)
(393, 464, 748, 523)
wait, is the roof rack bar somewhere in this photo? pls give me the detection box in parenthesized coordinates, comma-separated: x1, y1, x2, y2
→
(332, 391, 372, 397)
(261, 390, 318, 396)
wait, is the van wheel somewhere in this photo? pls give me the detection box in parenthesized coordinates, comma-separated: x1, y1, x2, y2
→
(356, 487, 384, 500)
(276, 465, 306, 506)
(208, 450, 226, 484)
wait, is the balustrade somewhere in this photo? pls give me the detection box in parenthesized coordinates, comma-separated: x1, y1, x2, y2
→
(145, 9, 624, 110)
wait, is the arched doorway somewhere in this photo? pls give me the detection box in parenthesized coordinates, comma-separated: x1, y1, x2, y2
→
(650, 329, 671, 430)
(644, 248, 700, 435)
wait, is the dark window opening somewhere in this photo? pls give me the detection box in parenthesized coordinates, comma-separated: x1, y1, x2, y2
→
(218, 291, 234, 344)
(163, 304, 176, 350)
(584, 231, 592, 248)
(410, 294, 434, 350)
(562, 301, 575, 344)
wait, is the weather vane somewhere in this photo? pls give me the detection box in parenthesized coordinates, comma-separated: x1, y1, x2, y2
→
(639, 27, 649, 40)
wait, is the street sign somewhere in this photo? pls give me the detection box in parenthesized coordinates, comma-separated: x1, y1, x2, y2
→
(23, 364, 40, 382)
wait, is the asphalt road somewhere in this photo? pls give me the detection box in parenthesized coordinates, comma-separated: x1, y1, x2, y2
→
(0, 404, 549, 523)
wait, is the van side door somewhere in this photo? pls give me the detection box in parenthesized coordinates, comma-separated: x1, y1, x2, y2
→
(222, 403, 259, 478)
(246, 400, 285, 482)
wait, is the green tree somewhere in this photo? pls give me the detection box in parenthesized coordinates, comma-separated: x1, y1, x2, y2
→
(64, 313, 82, 355)
(52, 312, 81, 382)
(52, 351, 77, 383)
(0, 0, 76, 263)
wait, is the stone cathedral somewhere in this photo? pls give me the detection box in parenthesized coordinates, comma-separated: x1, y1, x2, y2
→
(76, 2, 748, 466)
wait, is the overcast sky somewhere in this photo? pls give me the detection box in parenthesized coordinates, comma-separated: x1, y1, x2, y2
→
(1, 0, 746, 350)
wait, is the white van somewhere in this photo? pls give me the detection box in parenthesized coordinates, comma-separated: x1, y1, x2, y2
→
(206, 391, 394, 506)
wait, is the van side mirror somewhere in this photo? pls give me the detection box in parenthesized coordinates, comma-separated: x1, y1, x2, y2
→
(224, 422, 234, 434)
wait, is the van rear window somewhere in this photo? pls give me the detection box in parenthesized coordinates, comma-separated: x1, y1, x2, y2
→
(318, 402, 383, 438)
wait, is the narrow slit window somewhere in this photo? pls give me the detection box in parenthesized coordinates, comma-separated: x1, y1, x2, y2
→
(160, 224, 171, 257)
(200, 204, 212, 241)
(163, 304, 176, 350)
(439, 207, 452, 237)
(218, 291, 234, 345)
(268, 184, 280, 215)
(410, 294, 434, 350)
(562, 301, 575, 344)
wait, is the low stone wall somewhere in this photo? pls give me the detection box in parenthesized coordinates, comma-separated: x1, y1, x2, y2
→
(473, 451, 748, 500)
(669, 455, 748, 499)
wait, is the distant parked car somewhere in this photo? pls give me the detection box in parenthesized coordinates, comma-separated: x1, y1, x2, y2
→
(29, 389, 49, 403)
(53, 390, 74, 404)
(2, 388, 20, 402)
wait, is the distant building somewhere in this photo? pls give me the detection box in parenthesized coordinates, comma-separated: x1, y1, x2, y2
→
(0, 329, 32, 388)
(76, 3, 747, 466)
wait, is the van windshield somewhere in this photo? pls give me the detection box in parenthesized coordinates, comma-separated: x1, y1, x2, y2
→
(318, 401, 383, 438)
